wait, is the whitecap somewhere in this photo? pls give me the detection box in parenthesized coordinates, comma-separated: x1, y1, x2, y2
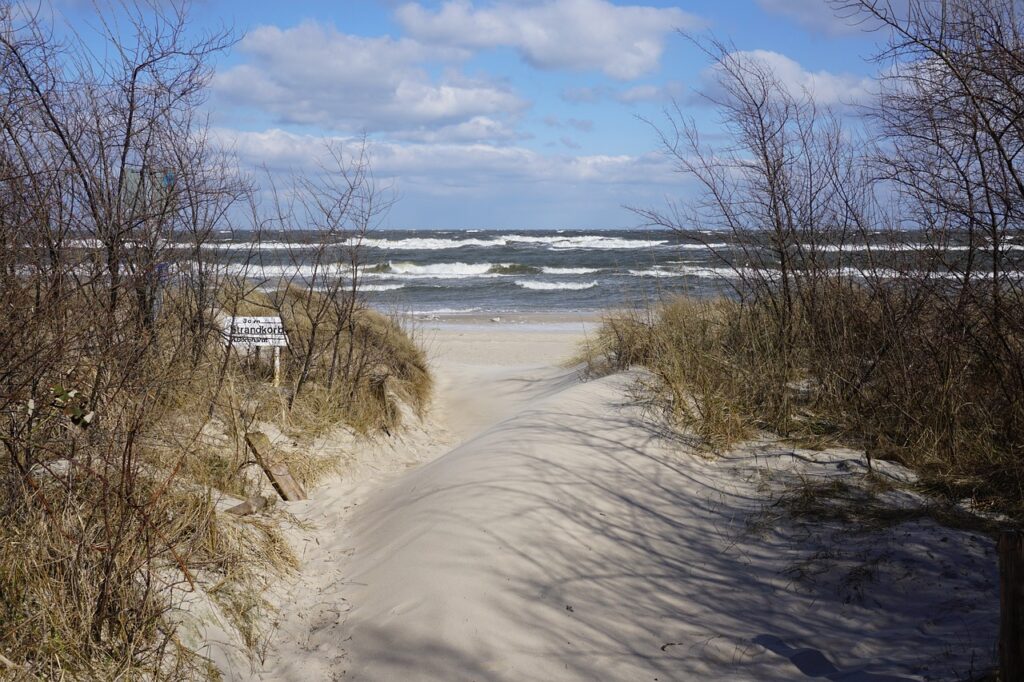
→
(381, 261, 496, 278)
(361, 283, 405, 292)
(541, 266, 601, 275)
(500, 234, 666, 249)
(357, 237, 501, 250)
(515, 280, 598, 291)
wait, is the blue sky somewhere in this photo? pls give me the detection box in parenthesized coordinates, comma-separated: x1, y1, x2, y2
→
(62, 0, 887, 228)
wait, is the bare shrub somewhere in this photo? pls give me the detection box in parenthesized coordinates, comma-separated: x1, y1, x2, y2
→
(615, 20, 1024, 516)
(0, 2, 431, 677)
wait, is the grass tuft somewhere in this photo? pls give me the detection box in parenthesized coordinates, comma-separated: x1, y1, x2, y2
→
(583, 291, 1024, 519)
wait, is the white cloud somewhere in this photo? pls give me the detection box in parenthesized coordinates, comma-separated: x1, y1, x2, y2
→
(395, 0, 701, 80)
(561, 81, 684, 104)
(389, 116, 526, 143)
(213, 22, 527, 133)
(708, 50, 876, 106)
(215, 127, 677, 191)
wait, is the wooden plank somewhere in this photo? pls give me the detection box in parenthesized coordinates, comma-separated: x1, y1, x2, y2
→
(244, 432, 307, 501)
(1000, 530, 1024, 682)
(225, 495, 268, 516)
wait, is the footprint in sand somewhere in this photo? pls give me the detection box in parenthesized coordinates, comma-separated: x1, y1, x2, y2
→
(753, 634, 917, 681)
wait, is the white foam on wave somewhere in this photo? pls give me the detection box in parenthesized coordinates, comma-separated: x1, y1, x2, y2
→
(802, 242, 1024, 253)
(541, 266, 601, 275)
(351, 234, 670, 250)
(201, 241, 315, 251)
(515, 280, 598, 291)
(810, 243, 973, 253)
(629, 266, 739, 279)
(373, 261, 600, 278)
(359, 237, 499, 250)
(381, 261, 496, 278)
(226, 262, 352, 279)
(361, 283, 406, 292)
(229, 260, 588, 281)
(632, 264, 908, 280)
(500, 234, 667, 249)
(174, 233, 674, 252)
(677, 242, 730, 250)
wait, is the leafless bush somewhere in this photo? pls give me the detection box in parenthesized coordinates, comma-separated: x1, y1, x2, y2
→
(619, 16, 1024, 515)
(0, 2, 429, 677)
(0, 1, 259, 675)
(257, 141, 395, 404)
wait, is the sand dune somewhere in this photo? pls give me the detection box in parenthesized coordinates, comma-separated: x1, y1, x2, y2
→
(243, 322, 997, 682)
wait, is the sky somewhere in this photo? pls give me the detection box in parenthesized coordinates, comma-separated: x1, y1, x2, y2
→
(58, 0, 889, 229)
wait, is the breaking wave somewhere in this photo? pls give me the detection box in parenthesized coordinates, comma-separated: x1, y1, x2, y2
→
(515, 280, 599, 291)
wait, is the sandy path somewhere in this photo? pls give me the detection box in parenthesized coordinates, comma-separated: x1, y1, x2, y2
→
(241, 321, 996, 682)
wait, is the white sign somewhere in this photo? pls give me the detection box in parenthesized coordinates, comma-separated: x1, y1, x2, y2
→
(224, 316, 288, 347)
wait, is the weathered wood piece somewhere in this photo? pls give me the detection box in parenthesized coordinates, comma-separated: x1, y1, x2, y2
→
(244, 432, 307, 501)
(0, 652, 24, 671)
(1000, 530, 1024, 682)
(225, 495, 268, 516)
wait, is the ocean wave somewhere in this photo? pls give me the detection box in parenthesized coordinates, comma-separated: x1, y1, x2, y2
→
(389, 261, 492, 276)
(226, 263, 352, 279)
(164, 233, 674, 252)
(500, 234, 667, 249)
(541, 266, 601, 274)
(231, 260, 580, 281)
(370, 261, 555, 277)
(203, 240, 339, 251)
(798, 242, 1024, 253)
(354, 234, 669, 250)
(677, 242, 730, 250)
(809, 243, 974, 253)
(361, 283, 405, 292)
(488, 263, 542, 275)
(515, 280, 598, 291)
(373, 261, 497, 278)
(358, 237, 499, 250)
(631, 264, 909, 280)
(629, 266, 738, 279)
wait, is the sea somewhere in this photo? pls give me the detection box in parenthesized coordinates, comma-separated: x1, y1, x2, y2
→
(192, 227, 1023, 316)
(206, 228, 736, 315)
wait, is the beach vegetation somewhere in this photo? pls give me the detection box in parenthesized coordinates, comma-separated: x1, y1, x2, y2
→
(587, 0, 1024, 518)
(0, 2, 429, 678)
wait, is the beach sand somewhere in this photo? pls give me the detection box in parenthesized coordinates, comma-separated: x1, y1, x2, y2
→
(230, 317, 997, 681)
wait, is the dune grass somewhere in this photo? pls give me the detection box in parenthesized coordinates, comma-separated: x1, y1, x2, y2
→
(0, 276, 431, 680)
(216, 282, 432, 438)
(581, 290, 1024, 519)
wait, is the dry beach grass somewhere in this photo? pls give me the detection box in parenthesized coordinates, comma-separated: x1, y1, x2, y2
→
(580, 293, 1024, 520)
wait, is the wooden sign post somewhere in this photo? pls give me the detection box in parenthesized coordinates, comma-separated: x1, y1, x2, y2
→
(244, 432, 306, 501)
(222, 316, 288, 386)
